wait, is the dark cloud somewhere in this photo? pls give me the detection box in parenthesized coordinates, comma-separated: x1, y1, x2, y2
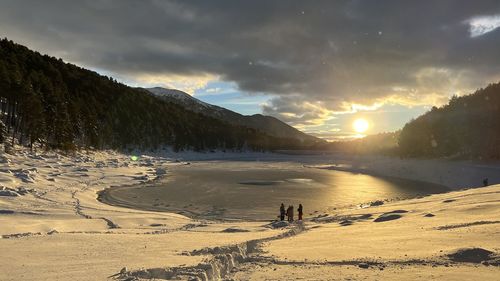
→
(262, 95, 332, 127)
(1, 0, 499, 124)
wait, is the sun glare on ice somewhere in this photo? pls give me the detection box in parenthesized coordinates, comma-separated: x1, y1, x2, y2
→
(353, 118, 369, 133)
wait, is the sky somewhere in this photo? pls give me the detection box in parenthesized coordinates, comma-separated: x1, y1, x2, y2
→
(1, 0, 499, 140)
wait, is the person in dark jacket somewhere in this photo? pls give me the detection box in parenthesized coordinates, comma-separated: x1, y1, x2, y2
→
(279, 203, 286, 221)
(286, 205, 291, 222)
(287, 205, 294, 222)
(297, 204, 303, 221)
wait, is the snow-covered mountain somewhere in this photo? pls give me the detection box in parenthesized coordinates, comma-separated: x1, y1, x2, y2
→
(147, 88, 215, 111)
(146, 87, 323, 144)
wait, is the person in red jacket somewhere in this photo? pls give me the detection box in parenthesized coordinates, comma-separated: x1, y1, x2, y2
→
(298, 204, 303, 221)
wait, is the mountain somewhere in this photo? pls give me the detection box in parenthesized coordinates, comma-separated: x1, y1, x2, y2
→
(147, 88, 223, 116)
(147, 87, 323, 145)
(0, 38, 316, 151)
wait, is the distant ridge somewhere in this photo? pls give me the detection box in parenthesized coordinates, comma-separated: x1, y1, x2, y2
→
(147, 87, 323, 144)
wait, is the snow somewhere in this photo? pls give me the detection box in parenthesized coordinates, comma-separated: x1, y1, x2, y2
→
(147, 87, 215, 110)
(0, 146, 498, 280)
(0, 146, 285, 280)
(309, 154, 500, 189)
(234, 185, 500, 280)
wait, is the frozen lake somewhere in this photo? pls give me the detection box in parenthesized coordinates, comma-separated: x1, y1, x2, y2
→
(101, 161, 449, 220)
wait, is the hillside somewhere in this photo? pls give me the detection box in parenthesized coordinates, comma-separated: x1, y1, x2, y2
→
(326, 131, 400, 155)
(0, 39, 311, 152)
(147, 87, 322, 144)
(398, 82, 500, 159)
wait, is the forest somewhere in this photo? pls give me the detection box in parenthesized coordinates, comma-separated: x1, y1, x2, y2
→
(398, 82, 500, 159)
(0, 38, 306, 152)
(325, 132, 400, 156)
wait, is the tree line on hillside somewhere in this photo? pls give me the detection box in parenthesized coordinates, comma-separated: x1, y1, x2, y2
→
(398, 82, 500, 159)
(0, 38, 305, 152)
(326, 132, 400, 156)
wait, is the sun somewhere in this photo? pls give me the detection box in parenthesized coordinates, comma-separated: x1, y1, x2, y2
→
(353, 118, 369, 133)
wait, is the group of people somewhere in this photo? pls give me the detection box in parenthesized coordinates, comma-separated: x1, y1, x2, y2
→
(279, 203, 303, 222)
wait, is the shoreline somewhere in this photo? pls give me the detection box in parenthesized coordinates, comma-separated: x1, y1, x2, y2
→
(135, 150, 500, 189)
(315, 154, 500, 189)
(96, 157, 452, 222)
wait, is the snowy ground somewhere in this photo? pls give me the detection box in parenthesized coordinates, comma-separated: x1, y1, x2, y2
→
(0, 147, 499, 280)
(234, 185, 500, 280)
